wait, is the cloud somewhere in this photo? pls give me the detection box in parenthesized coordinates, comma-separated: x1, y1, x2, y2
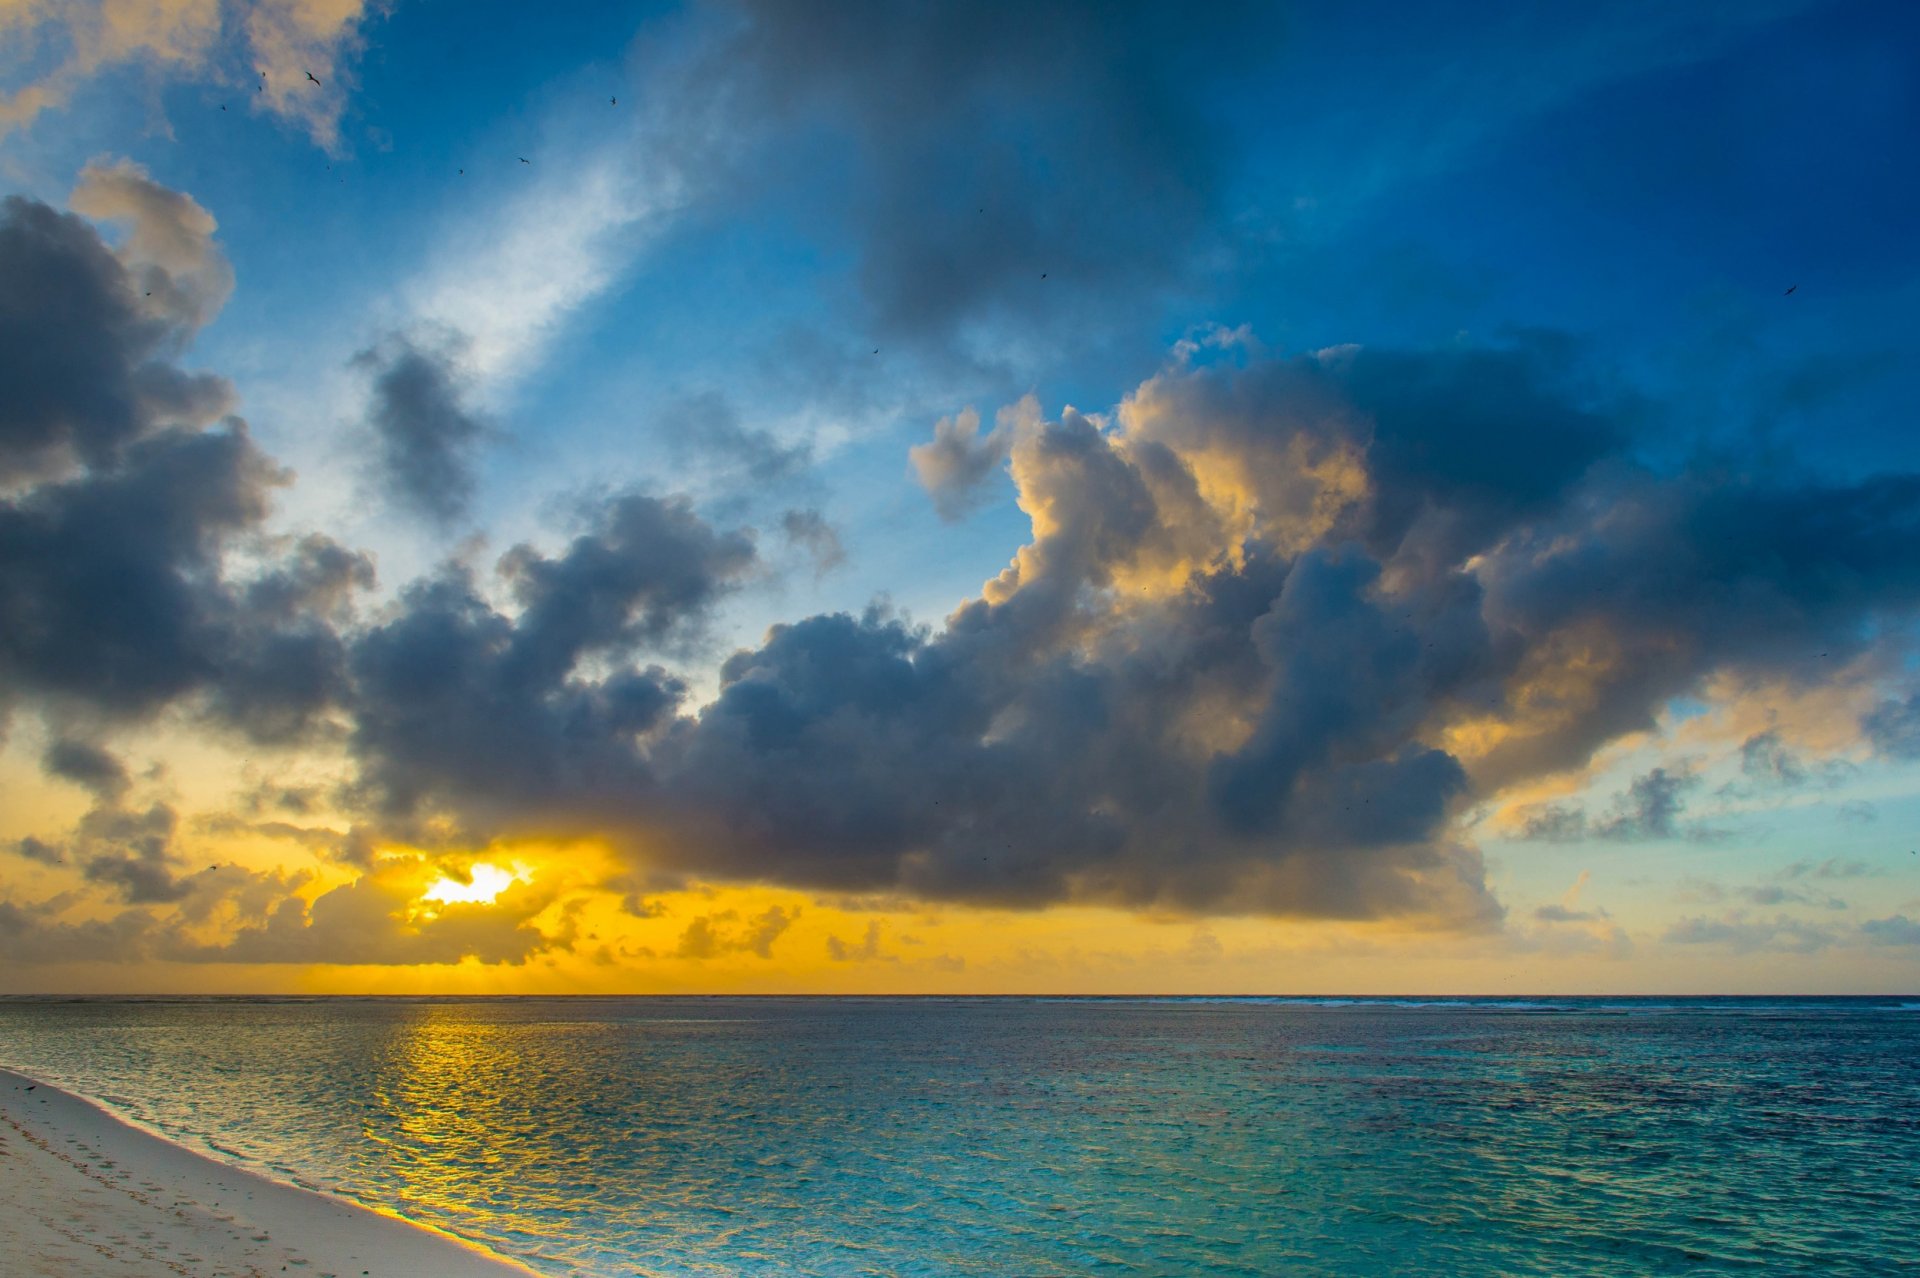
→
(1518, 804, 1589, 842)
(12, 836, 64, 866)
(1738, 884, 1847, 910)
(0, 185, 365, 742)
(1592, 766, 1698, 841)
(1835, 800, 1877, 825)
(178, 860, 558, 966)
(351, 328, 490, 525)
(668, 392, 813, 490)
(700, 1, 1278, 343)
(42, 738, 130, 799)
(780, 508, 845, 576)
(1863, 691, 1920, 759)
(1862, 915, 1920, 946)
(344, 491, 755, 822)
(0, 0, 371, 148)
(13, 165, 1920, 934)
(1740, 728, 1807, 787)
(0, 184, 231, 483)
(1536, 870, 1603, 922)
(1663, 914, 1838, 953)
(68, 159, 235, 331)
(76, 802, 192, 904)
(402, 140, 689, 389)
(1781, 856, 1874, 880)
(909, 402, 1018, 520)
(1516, 766, 1716, 844)
(674, 905, 796, 960)
(305, 337, 1920, 927)
(826, 920, 895, 963)
(0, 898, 158, 965)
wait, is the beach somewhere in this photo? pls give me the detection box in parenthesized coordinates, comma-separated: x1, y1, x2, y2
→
(0, 1067, 538, 1278)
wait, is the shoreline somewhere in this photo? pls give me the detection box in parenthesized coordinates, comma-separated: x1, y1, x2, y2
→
(0, 1066, 542, 1278)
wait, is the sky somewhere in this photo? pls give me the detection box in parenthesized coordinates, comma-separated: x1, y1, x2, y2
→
(2, 0, 1919, 994)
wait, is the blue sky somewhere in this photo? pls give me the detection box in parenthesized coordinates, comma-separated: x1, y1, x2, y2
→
(2, 0, 1918, 989)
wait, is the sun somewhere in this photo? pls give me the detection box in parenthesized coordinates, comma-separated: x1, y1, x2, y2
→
(421, 863, 523, 906)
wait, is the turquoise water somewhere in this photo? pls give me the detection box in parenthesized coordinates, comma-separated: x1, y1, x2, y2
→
(2, 997, 1916, 1275)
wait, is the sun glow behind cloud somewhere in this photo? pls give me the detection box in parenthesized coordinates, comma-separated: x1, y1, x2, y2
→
(421, 863, 525, 907)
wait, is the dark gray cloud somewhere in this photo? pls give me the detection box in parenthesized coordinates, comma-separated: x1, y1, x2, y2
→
(1517, 766, 1718, 844)
(0, 187, 231, 484)
(780, 508, 845, 575)
(692, 0, 1277, 344)
(1864, 691, 1920, 759)
(352, 329, 490, 525)
(0, 191, 363, 745)
(345, 491, 754, 822)
(1592, 766, 1698, 841)
(0, 423, 281, 718)
(12, 837, 64, 866)
(77, 802, 192, 904)
(43, 739, 129, 799)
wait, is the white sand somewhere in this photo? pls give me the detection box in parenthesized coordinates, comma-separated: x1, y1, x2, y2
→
(0, 1067, 543, 1278)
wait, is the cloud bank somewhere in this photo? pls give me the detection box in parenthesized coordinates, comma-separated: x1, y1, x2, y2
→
(8, 159, 1920, 968)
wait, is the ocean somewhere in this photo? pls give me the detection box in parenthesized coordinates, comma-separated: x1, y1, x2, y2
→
(2, 996, 1915, 1276)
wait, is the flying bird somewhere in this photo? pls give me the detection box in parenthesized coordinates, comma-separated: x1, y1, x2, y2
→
(306, 71, 320, 85)
(611, 96, 617, 105)
(519, 156, 531, 164)
(1785, 284, 1797, 295)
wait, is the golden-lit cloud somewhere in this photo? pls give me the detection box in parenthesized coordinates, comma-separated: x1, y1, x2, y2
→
(0, 0, 369, 148)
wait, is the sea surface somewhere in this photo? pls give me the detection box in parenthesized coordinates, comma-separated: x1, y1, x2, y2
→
(2, 996, 1917, 1276)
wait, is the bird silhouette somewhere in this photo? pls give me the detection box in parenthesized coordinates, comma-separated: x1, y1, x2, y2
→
(519, 156, 531, 164)
(1785, 284, 1797, 295)
(611, 96, 617, 105)
(1040, 272, 1047, 279)
(306, 71, 320, 85)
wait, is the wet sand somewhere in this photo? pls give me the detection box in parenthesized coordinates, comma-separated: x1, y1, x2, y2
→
(0, 1067, 540, 1278)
